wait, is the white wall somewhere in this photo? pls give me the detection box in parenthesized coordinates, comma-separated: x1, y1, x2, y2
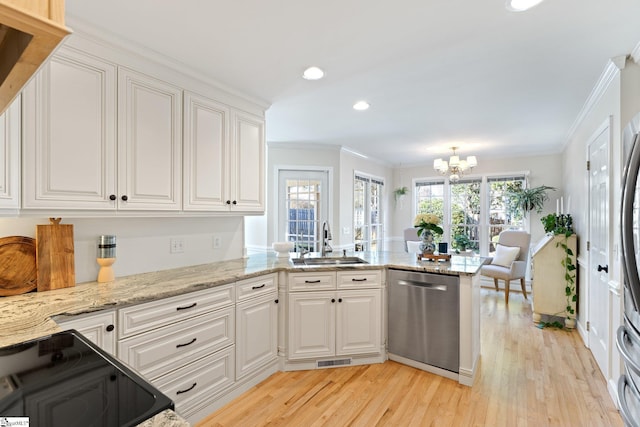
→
(390, 153, 563, 251)
(0, 216, 244, 284)
(249, 143, 393, 252)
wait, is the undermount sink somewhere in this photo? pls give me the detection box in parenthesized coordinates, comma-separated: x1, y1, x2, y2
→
(291, 256, 369, 266)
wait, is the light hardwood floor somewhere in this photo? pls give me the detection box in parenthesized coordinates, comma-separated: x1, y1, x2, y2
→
(197, 289, 622, 426)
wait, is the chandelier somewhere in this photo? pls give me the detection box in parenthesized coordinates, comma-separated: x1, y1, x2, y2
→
(433, 147, 477, 182)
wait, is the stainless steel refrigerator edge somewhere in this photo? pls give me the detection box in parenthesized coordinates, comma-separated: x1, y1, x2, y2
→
(617, 112, 640, 426)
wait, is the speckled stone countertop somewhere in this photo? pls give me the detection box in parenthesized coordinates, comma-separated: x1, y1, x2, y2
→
(0, 251, 485, 348)
(136, 409, 190, 427)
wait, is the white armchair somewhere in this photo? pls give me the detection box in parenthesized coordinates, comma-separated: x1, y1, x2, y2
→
(403, 227, 420, 252)
(480, 230, 531, 304)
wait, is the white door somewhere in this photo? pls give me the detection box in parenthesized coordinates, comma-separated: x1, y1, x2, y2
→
(278, 169, 330, 252)
(288, 291, 335, 359)
(588, 121, 610, 377)
(336, 289, 381, 356)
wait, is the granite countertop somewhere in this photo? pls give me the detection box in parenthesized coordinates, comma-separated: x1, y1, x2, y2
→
(136, 409, 190, 427)
(0, 251, 486, 348)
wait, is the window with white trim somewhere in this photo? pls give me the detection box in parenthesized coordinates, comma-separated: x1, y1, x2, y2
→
(354, 173, 384, 251)
(413, 174, 527, 255)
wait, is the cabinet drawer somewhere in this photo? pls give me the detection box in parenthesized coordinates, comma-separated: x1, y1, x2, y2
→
(118, 307, 234, 381)
(337, 270, 382, 289)
(154, 346, 235, 416)
(289, 272, 335, 291)
(118, 284, 234, 338)
(236, 273, 277, 302)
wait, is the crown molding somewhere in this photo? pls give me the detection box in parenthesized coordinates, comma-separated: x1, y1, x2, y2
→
(563, 56, 626, 147)
(65, 15, 270, 110)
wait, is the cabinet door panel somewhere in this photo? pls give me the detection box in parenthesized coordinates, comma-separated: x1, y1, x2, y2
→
(236, 293, 277, 379)
(230, 110, 264, 212)
(183, 92, 229, 211)
(336, 290, 381, 356)
(288, 292, 335, 359)
(0, 96, 20, 209)
(22, 48, 117, 209)
(56, 310, 117, 356)
(118, 68, 182, 210)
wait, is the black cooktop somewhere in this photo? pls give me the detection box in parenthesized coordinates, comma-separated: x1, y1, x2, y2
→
(0, 330, 173, 427)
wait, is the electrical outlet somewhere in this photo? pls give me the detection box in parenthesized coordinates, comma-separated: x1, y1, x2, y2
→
(170, 238, 184, 254)
(213, 235, 221, 249)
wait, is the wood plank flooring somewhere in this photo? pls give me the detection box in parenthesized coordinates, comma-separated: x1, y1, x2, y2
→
(197, 289, 622, 426)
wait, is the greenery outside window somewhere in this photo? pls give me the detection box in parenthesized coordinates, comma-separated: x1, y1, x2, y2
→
(450, 179, 481, 252)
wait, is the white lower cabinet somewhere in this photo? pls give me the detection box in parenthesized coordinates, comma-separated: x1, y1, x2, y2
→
(154, 346, 235, 418)
(235, 274, 278, 380)
(55, 310, 117, 356)
(116, 286, 236, 421)
(236, 292, 278, 379)
(287, 271, 382, 362)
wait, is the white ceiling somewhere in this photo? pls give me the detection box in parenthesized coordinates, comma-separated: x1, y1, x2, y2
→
(65, 0, 640, 166)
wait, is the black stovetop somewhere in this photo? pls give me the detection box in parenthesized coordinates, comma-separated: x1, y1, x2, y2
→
(0, 330, 173, 427)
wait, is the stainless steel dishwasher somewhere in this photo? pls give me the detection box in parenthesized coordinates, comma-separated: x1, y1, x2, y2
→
(388, 269, 459, 373)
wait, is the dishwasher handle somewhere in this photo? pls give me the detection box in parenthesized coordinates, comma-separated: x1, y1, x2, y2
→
(396, 279, 447, 291)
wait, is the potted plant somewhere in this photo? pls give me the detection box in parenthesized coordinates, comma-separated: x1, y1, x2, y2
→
(538, 213, 577, 328)
(394, 186, 408, 203)
(508, 185, 556, 215)
(413, 213, 443, 254)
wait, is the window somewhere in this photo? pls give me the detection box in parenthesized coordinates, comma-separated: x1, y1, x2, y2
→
(487, 176, 525, 253)
(354, 173, 384, 251)
(413, 174, 527, 255)
(450, 179, 481, 252)
(415, 180, 445, 244)
(278, 170, 329, 252)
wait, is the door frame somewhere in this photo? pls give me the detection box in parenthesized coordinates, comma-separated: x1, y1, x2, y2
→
(586, 116, 612, 378)
(273, 165, 333, 249)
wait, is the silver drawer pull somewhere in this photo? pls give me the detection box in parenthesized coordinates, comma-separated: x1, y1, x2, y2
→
(176, 302, 197, 311)
(304, 280, 321, 283)
(176, 338, 197, 348)
(252, 284, 266, 290)
(351, 278, 367, 282)
(176, 382, 197, 395)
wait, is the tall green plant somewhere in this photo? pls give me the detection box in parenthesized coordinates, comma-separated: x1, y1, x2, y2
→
(539, 214, 577, 328)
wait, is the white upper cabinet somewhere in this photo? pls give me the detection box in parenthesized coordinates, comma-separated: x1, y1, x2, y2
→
(20, 34, 265, 215)
(117, 67, 182, 210)
(230, 110, 265, 212)
(0, 95, 21, 211)
(22, 47, 117, 209)
(183, 92, 265, 213)
(183, 91, 230, 211)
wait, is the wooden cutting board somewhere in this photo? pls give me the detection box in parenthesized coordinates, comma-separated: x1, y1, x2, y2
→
(36, 218, 75, 292)
(0, 236, 37, 296)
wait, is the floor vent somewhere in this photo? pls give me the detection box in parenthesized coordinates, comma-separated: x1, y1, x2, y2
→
(317, 358, 352, 368)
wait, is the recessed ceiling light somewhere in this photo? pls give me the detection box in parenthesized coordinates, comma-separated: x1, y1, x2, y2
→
(506, 0, 544, 12)
(302, 66, 324, 80)
(353, 101, 370, 111)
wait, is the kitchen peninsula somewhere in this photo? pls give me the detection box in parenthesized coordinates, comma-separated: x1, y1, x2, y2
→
(0, 251, 484, 424)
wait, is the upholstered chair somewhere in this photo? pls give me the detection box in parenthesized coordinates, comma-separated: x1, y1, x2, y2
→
(403, 227, 420, 252)
(480, 230, 531, 304)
